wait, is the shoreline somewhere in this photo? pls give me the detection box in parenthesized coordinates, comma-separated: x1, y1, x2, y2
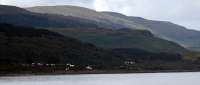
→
(1, 70, 200, 77)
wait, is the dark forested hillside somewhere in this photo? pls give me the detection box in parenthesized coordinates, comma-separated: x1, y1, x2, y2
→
(0, 23, 124, 69)
(0, 24, 199, 74)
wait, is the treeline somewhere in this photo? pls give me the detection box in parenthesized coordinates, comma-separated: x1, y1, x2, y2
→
(111, 48, 182, 63)
(0, 23, 124, 69)
(0, 23, 200, 74)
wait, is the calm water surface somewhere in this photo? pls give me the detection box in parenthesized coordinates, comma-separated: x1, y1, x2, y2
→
(0, 72, 199, 85)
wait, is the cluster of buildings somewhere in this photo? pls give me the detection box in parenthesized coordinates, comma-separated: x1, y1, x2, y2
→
(21, 63, 93, 71)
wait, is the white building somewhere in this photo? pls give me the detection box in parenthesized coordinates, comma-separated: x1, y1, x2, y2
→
(85, 66, 93, 70)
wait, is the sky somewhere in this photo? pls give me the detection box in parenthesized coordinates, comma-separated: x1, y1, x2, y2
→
(0, 0, 200, 31)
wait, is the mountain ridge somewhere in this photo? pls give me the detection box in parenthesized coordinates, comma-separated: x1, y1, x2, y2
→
(102, 12, 200, 51)
(0, 5, 104, 28)
(0, 5, 188, 53)
(27, 5, 200, 51)
(27, 5, 147, 29)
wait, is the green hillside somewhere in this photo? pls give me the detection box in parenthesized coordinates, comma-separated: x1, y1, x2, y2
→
(27, 5, 200, 51)
(50, 28, 187, 54)
(0, 24, 125, 69)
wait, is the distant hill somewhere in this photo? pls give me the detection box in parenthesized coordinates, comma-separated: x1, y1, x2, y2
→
(0, 5, 102, 28)
(27, 5, 200, 51)
(102, 12, 200, 51)
(0, 23, 125, 68)
(0, 5, 200, 73)
(0, 5, 187, 53)
(50, 28, 187, 54)
(27, 5, 147, 29)
(0, 5, 30, 14)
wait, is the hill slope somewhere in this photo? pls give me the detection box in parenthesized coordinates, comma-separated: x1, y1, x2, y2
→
(0, 23, 124, 68)
(27, 5, 147, 29)
(50, 28, 187, 54)
(102, 12, 200, 51)
(27, 5, 200, 51)
(0, 5, 102, 28)
(0, 5, 187, 53)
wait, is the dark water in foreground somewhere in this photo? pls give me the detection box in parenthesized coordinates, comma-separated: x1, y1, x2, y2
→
(0, 72, 199, 85)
